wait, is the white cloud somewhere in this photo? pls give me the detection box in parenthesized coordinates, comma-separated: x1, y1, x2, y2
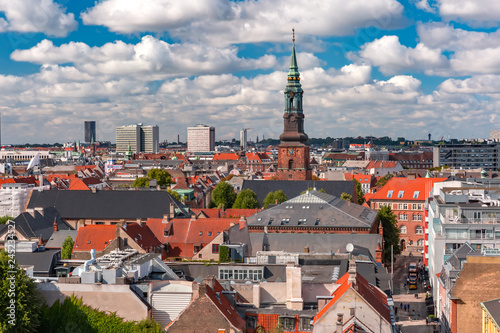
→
(81, 0, 405, 47)
(359, 35, 447, 75)
(11, 36, 278, 78)
(0, 0, 77, 36)
(417, 23, 500, 51)
(438, 0, 500, 27)
(440, 75, 500, 94)
(415, 0, 436, 13)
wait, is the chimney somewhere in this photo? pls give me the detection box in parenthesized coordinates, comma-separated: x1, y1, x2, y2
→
(317, 296, 332, 311)
(53, 218, 58, 232)
(169, 202, 175, 219)
(39, 174, 43, 186)
(203, 275, 216, 290)
(304, 246, 309, 253)
(136, 218, 141, 225)
(286, 263, 303, 310)
(26, 208, 35, 218)
(91, 187, 97, 194)
(348, 259, 356, 287)
(252, 284, 260, 308)
(336, 314, 344, 333)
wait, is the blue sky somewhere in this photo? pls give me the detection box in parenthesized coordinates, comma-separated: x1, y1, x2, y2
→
(1, 0, 500, 144)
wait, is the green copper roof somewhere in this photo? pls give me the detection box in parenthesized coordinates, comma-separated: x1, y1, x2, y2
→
(288, 42, 299, 77)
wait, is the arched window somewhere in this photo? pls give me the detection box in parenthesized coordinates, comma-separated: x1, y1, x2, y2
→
(400, 225, 407, 234)
(288, 159, 294, 170)
(416, 226, 423, 234)
(417, 239, 425, 246)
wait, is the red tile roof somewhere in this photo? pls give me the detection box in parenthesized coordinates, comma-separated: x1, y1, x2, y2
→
(366, 161, 399, 169)
(122, 223, 162, 250)
(73, 225, 117, 252)
(353, 174, 374, 184)
(204, 280, 246, 330)
(212, 153, 239, 161)
(147, 217, 243, 258)
(68, 178, 90, 190)
(222, 209, 260, 218)
(370, 177, 447, 201)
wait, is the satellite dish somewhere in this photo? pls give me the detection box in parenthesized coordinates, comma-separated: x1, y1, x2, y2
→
(346, 243, 354, 253)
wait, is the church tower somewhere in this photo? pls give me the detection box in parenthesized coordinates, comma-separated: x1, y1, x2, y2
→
(276, 30, 312, 180)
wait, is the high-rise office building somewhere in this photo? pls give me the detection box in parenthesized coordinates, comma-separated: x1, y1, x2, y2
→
(84, 121, 96, 143)
(116, 124, 159, 154)
(240, 129, 248, 151)
(187, 124, 215, 152)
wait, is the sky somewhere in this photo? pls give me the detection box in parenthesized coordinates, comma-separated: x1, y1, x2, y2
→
(1, 0, 500, 144)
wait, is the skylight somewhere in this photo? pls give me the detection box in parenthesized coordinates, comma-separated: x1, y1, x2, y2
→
(413, 191, 420, 199)
(387, 190, 393, 198)
(398, 191, 404, 198)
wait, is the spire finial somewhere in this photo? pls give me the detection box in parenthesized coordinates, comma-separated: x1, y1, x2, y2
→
(292, 28, 295, 44)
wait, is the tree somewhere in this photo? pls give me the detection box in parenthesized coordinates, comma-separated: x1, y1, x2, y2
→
(0, 250, 44, 332)
(147, 168, 173, 187)
(167, 190, 181, 201)
(132, 177, 149, 187)
(340, 192, 352, 201)
(38, 295, 162, 332)
(354, 180, 365, 205)
(211, 181, 236, 209)
(263, 190, 288, 209)
(233, 189, 260, 209)
(377, 206, 401, 261)
(376, 174, 393, 187)
(61, 235, 74, 260)
(0, 216, 13, 224)
(312, 174, 320, 180)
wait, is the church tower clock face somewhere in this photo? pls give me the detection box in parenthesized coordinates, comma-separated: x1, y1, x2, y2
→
(287, 148, 296, 156)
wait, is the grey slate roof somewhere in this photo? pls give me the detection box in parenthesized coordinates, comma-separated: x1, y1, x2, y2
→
(45, 230, 78, 248)
(444, 242, 476, 269)
(27, 189, 190, 219)
(247, 190, 378, 229)
(12, 207, 73, 241)
(249, 232, 382, 259)
(15, 248, 60, 275)
(482, 298, 500, 326)
(241, 180, 356, 205)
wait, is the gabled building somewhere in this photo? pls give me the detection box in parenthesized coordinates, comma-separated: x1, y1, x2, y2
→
(165, 277, 246, 333)
(312, 261, 393, 333)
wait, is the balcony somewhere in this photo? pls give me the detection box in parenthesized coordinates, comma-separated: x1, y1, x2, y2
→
(442, 215, 500, 224)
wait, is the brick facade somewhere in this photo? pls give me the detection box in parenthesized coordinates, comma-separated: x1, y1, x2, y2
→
(276, 146, 312, 180)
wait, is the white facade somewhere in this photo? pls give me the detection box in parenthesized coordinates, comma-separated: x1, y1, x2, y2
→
(187, 124, 215, 152)
(0, 150, 53, 161)
(427, 180, 500, 315)
(240, 129, 247, 150)
(0, 184, 48, 217)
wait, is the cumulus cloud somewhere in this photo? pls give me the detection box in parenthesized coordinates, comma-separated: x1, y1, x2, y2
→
(358, 35, 447, 75)
(414, 0, 436, 13)
(0, 0, 77, 36)
(11, 36, 278, 78)
(81, 0, 405, 47)
(438, 0, 500, 27)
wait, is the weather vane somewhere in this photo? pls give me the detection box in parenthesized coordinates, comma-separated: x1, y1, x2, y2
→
(292, 28, 295, 43)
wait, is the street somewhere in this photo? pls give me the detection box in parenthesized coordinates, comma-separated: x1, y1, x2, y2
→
(391, 248, 440, 333)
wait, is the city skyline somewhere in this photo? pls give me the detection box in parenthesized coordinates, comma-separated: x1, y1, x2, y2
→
(1, 1, 500, 144)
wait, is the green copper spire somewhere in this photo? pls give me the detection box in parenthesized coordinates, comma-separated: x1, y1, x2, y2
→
(287, 29, 300, 84)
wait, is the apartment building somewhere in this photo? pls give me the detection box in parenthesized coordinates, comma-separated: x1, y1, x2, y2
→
(187, 124, 215, 152)
(433, 143, 500, 170)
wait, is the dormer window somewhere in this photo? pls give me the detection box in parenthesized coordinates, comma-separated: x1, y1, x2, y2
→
(398, 191, 404, 198)
(387, 190, 393, 198)
(413, 191, 420, 199)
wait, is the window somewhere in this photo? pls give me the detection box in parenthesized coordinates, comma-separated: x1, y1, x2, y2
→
(212, 244, 219, 254)
(208, 231, 212, 236)
(246, 317, 257, 329)
(416, 226, 424, 234)
(199, 231, 203, 236)
(418, 204, 422, 210)
(387, 190, 393, 198)
(412, 204, 417, 210)
(400, 226, 407, 234)
(398, 203, 408, 210)
(279, 317, 295, 331)
(299, 317, 312, 331)
(398, 214, 408, 221)
(398, 191, 404, 198)
(413, 214, 422, 221)
(417, 239, 425, 246)
(298, 218, 307, 225)
(413, 191, 420, 198)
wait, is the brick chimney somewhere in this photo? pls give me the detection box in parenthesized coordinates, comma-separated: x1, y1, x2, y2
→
(286, 263, 303, 310)
(53, 218, 58, 232)
(348, 259, 357, 288)
(203, 275, 215, 290)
